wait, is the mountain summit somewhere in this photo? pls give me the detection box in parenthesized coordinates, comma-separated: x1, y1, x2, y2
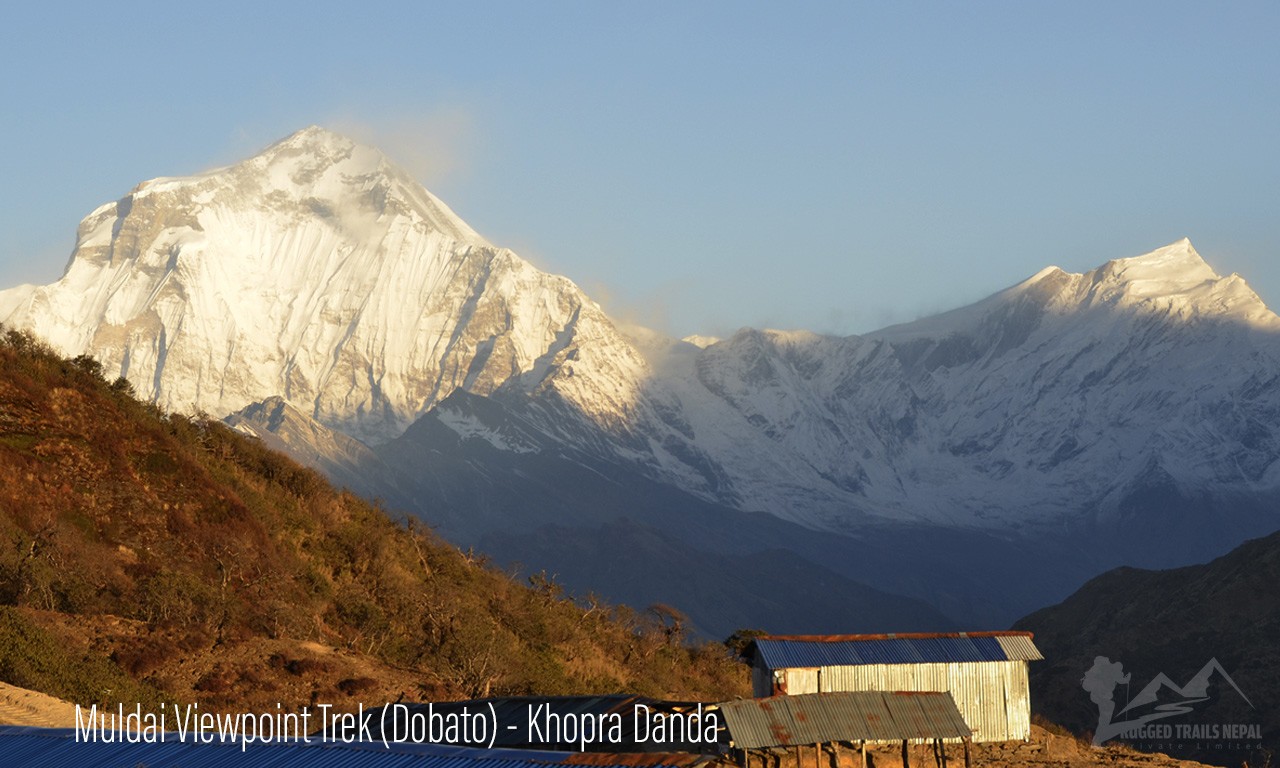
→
(1038, 238, 1273, 323)
(0, 127, 646, 442)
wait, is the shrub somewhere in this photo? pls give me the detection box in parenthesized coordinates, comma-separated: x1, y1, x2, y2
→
(0, 607, 165, 707)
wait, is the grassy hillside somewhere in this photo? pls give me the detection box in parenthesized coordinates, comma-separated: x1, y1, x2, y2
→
(0, 327, 748, 711)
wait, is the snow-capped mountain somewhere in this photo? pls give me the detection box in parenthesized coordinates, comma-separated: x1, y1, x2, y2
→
(627, 238, 1280, 537)
(5, 127, 1280, 625)
(0, 126, 652, 444)
(450, 237, 1280, 550)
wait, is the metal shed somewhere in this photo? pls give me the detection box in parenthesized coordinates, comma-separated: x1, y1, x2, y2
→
(748, 632, 1043, 743)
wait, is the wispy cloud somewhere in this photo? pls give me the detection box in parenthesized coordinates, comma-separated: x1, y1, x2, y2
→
(329, 106, 479, 188)
(581, 279, 684, 338)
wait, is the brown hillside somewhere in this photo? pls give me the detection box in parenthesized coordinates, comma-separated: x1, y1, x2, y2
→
(0, 327, 748, 712)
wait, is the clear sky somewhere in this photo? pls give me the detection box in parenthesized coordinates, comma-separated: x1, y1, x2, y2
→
(1, 1, 1277, 337)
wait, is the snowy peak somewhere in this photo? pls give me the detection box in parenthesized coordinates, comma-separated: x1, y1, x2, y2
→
(222, 125, 388, 195)
(0, 126, 648, 443)
(123, 125, 487, 247)
(873, 239, 1277, 347)
(1076, 239, 1277, 327)
(270, 124, 362, 157)
(1099, 238, 1215, 291)
(1020, 238, 1244, 313)
(271, 126, 486, 245)
(1085, 238, 1218, 300)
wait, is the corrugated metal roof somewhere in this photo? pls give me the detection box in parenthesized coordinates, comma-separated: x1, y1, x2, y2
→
(752, 632, 1042, 668)
(0, 726, 695, 768)
(717, 692, 971, 749)
(994, 634, 1044, 661)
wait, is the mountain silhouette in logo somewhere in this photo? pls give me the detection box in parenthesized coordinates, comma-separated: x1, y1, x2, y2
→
(1119, 658, 1253, 716)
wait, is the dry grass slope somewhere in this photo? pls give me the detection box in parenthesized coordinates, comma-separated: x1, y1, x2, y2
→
(0, 327, 749, 712)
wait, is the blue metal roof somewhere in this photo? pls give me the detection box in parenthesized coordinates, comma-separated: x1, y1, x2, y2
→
(0, 726, 694, 768)
(753, 633, 1042, 668)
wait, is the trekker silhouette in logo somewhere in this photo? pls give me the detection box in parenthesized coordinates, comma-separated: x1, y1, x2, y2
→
(1082, 656, 1130, 745)
(1082, 655, 1253, 746)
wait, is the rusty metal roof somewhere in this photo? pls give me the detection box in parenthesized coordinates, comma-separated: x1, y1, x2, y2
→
(751, 631, 1042, 668)
(755, 631, 1035, 643)
(717, 692, 971, 748)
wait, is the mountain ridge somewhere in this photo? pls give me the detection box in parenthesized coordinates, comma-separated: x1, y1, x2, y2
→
(5, 126, 1280, 627)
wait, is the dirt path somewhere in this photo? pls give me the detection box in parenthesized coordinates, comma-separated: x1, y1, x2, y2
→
(0, 682, 78, 728)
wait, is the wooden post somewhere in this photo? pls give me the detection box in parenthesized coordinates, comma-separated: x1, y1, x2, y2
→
(860, 741, 867, 768)
(817, 742, 823, 768)
(939, 740, 947, 768)
(962, 739, 971, 768)
(902, 740, 909, 768)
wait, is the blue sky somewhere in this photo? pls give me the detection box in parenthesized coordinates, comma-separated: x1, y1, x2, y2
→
(1, 1, 1277, 337)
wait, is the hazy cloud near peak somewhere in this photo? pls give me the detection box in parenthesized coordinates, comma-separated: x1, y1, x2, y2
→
(328, 106, 479, 189)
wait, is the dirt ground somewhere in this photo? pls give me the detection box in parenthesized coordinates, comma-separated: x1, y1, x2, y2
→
(898, 726, 1218, 768)
(0, 682, 78, 728)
